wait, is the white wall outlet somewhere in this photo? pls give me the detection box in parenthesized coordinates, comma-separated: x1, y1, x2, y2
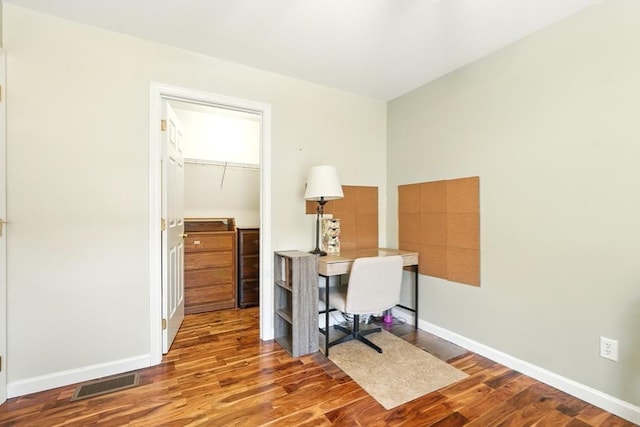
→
(600, 337, 619, 361)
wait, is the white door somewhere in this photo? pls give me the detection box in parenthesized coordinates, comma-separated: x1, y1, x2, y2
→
(0, 49, 7, 403)
(162, 100, 185, 353)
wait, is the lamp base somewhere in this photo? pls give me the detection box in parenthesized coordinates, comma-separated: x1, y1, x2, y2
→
(310, 248, 327, 257)
(310, 198, 328, 257)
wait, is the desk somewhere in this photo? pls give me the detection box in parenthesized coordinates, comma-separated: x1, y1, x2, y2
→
(318, 248, 419, 356)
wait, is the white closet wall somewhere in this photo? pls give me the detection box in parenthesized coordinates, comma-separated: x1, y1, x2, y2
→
(174, 103, 260, 227)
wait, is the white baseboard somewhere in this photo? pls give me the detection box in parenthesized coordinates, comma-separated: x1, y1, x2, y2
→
(415, 317, 640, 425)
(8, 354, 151, 398)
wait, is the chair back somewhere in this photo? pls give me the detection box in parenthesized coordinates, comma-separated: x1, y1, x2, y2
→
(344, 255, 404, 314)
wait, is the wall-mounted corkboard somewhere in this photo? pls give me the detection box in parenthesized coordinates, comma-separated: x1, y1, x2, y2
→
(398, 177, 479, 286)
(306, 185, 378, 251)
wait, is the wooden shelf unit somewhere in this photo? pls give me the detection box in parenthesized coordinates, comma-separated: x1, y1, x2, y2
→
(273, 250, 318, 357)
(237, 227, 260, 308)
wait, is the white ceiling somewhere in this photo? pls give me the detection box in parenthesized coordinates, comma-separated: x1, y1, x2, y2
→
(7, 0, 598, 100)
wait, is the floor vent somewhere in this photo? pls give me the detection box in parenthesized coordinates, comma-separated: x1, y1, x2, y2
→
(70, 372, 139, 402)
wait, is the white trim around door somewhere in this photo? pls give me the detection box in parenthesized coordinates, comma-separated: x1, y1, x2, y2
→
(0, 49, 7, 404)
(148, 82, 273, 365)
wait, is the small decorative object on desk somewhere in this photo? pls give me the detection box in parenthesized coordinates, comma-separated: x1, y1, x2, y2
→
(383, 309, 394, 325)
(321, 218, 340, 254)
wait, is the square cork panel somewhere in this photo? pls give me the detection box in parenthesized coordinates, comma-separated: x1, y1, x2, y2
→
(447, 247, 480, 286)
(356, 186, 378, 214)
(399, 240, 420, 253)
(447, 213, 480, 249)
(305, 200, 316, 215)
(421, 245, 447, 278)
(399, 213, 420, 244)
(340, 241, 357, 251)
(398, 183, 421, 213)
(420, 213, 447, 247)
(356, 241, 379, 250)
(332, 186, 357, 214)
(447, 176, 479, 213)
(356, 213, 379, 249)
(336, 212, 356, 248)
(324, 200, 336, 215)
(421, 180, 447, 213)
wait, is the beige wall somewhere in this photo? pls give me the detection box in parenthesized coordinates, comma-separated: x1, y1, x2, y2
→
(387, 0, 639, 408)
(3, 3, 386, 392)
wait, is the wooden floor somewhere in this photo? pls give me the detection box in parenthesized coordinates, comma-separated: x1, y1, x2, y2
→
(0, 307, 634, 426)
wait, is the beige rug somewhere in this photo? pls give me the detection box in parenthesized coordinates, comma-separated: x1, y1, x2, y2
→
(328, 329, 468, 410)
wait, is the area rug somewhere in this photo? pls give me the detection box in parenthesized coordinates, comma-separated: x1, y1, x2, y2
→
(327, 329, 468, 410)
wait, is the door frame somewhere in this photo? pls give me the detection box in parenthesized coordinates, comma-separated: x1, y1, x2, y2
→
(0, 49, 7, 404)
(148, 82, 273, 364)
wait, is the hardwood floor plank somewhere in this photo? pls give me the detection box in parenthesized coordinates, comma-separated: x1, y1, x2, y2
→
(567, 418, 598, 427)
(533, 409, 574, 426)
(261, 405, 333, 427)
(440, 382, 494, 413)
(430, 411, 470, 427)
(0, 307, 634, 426)
(463, 400, 518, 427)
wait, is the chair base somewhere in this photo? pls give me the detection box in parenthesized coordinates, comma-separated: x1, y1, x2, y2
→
(328, 314, 383, 353)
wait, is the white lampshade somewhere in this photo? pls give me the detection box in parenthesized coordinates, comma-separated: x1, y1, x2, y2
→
(304, 165, 344, 201)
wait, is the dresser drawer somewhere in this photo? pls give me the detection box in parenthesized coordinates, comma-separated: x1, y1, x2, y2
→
(240, 231, 260, 255)
(185, 251, 234, 270)
(185, 282, 235, 306)
(239, 279, 259, 308)
(240, 255, 260, 279)
(185, 233, 234, 252)
(185, 281, 236, 313)
(185, 267, 236, 314)
(185, 267, 233, 287)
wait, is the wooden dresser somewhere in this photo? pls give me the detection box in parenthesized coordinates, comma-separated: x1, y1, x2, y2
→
(237, 227, 260, 308)
(184, 218, 236, 314)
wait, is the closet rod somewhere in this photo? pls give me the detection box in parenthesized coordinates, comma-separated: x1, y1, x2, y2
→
(184, 158, 260, 170)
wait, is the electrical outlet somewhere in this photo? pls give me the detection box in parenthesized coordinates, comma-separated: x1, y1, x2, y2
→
(600, 337, 619, 361)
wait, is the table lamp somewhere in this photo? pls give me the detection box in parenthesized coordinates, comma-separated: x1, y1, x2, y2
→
(304, 165, 344, 256)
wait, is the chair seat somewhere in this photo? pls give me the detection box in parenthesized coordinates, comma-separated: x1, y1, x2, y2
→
(321, 255, 404, 354)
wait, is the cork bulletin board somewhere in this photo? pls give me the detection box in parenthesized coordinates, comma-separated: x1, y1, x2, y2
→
(398, 177, 480, 286)
(306, 185, 378, 251)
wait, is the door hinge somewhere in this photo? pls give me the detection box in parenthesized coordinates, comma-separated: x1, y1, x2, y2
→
(160, 119, 167, 132)
(0, 85, 3, 102)
(162, 319, 167, 330)
(0, 356, 3, 372)
(161, 218, 166, 231)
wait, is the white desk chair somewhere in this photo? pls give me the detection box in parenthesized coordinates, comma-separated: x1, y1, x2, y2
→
(325, 255, 403, 353)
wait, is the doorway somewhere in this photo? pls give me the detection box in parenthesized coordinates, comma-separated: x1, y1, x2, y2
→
(149, 83, 273, 364)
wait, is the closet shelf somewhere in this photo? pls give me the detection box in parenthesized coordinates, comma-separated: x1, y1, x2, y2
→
(184, 158, 259, 170)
